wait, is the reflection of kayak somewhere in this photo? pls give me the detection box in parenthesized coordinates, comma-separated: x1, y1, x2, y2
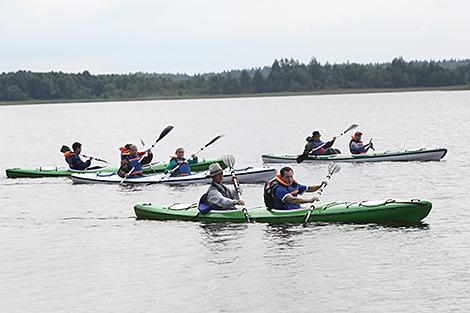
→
(5, 159, 226, 178)
(261, 148, 447, 163)
(70, 167, 276, 185)
(134, 199, 432, 224)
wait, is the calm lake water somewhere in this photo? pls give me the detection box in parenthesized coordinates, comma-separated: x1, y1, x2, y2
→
(1, 91, 470, 312)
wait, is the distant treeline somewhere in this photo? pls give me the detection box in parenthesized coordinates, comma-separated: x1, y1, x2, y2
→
(1, 57, 470, 102)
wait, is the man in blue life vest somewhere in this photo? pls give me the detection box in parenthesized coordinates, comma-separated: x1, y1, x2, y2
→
(64, 142, 93, 170)
(198, 163, 245, 212)
(117, 144, 153, 178)
(164, 147, 198, 177)
(269, 166, 326, 210)
(349, 131, 374, 154)
(303, 131, 341, 155)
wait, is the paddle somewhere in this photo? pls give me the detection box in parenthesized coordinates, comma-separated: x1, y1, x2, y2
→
(120, 125, 174, 184)
(60, 145, 109, 164)
(162, 134, 224, 180)
(296, 124, 358, 163)
(222, 155, 250, 222)
(303, 162, 341, 223)
(369, 139, 375, 151)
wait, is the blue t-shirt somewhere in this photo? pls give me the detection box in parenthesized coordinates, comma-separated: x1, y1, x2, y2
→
(272, 182, 307, 210)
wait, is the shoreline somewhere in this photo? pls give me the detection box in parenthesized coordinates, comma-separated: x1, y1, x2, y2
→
(1, 85, 469, 106)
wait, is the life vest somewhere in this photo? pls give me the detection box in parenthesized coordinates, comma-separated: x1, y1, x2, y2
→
(263, 175, 298, 209)
(198, 182, 232, 213)
(349, 136, 366, 154)
(120, 147, 143, 176)
(64, 151, 75, 166)
(169, 156, 191, 176)
(307, 140, 325, 155)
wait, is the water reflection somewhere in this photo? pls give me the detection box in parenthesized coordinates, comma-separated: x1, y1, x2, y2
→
(198, 223, 248, 265)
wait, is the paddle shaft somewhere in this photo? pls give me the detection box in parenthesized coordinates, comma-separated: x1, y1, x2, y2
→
(303, 167, 338, 223)
(228, 170, 251, 222)
(81, 154, 108, 163)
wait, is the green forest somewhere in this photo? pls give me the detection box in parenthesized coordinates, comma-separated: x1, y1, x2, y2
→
(1, 57, 469, 102)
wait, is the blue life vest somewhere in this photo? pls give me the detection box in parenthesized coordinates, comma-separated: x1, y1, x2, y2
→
(310, 140, 325, 155)
(169, 157, 191, 177)
(122, 153, 143, 175)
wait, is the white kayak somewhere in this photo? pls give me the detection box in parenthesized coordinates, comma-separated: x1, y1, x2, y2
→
(261, 147, 447, 163)
(70, 166, 276, 185)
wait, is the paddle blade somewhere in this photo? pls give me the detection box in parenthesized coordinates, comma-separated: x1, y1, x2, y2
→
(344, 124, 359, 134)
(327, 162, 341, 175)
(296, 153, 308, 163)
(140, 138, 146, 147)
(156, 125, 174, 143)
(222, 155, 235, 169)
(60, 145, 71, 153)
(205, 134, 224, 147)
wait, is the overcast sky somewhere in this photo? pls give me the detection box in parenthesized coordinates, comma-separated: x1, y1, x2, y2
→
(1, 0, 469, 74)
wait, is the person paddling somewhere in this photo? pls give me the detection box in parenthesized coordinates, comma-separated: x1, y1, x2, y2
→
(64, 142, 93, 170)
(349, 131, 374, 154)
(198, 163, 245, 212)
(118, 144, 153, 178)
(264, 166, 326, 210)
(164, 147, 198, 177)
(303, 131, 341, 155)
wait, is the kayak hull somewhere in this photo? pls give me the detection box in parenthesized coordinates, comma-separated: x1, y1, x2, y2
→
(134, 199, 432, 224)
(70, 167, 276, 185)
(261, 148, 447, 163)
(5, 159, 226, 178)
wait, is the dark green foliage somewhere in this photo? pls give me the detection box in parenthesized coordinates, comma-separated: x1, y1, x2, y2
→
(1, 58, 470, 101)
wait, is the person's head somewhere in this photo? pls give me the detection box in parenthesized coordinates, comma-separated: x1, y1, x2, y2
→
(280, 166, 294, 186)
(125, 144, 138, 153)
(209, 163, 224, 183)
(312, 131, 321, 140)
(175, 147, 185, 159)
(354, 131, 363, 141)
(72, 142, 82, 153)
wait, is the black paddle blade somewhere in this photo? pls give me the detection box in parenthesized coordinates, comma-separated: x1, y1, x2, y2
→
(60, 145, 71, 153)
(296, 153, 308, 163)
(156, 125, 174, 143)
(205, 134, 224, 147)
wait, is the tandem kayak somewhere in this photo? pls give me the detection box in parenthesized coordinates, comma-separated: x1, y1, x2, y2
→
(134, 199, 432, 224)
(261, 148, 447, 163)
(5, 159, 226, 178)
(70, 166, 276, 185)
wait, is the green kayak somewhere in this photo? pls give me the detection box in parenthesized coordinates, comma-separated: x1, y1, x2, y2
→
(5, 159, 226, 178)
(134, 199, 432, 224)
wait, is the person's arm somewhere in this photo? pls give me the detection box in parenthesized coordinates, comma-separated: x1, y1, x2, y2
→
(324, 137, 336, 149)
(118, 159, 130, 178)
(141, 152, 153, 165)
(164, 159, 178, 174)
(303, 142, 314, 154)
(284, 193, 319, 204)
(188, 154, 198, 165)
(306, 181, 327, 192)
(72, 155, 91, 170)
(206, 189, 241, 209)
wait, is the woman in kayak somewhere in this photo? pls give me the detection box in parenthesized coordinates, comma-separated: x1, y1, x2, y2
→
(198, 163, 245, 212)
(265, 167, 326, 210)
(118, 144, 153, 178)
(164, 147, 198, 177)
(64, 142, 93, 170)
(349, 131, 374, 154)
(303, 131, 341, 155)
